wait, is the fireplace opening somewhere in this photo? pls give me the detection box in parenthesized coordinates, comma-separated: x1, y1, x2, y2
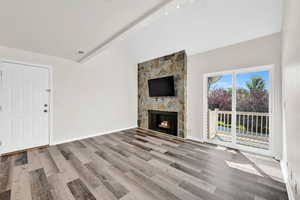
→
(159, 121, 170, 129)
(148, 110, 178, 136)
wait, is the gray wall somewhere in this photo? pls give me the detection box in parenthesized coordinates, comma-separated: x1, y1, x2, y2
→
(187, 33, 282, 158)
(282, 0, 300, 198)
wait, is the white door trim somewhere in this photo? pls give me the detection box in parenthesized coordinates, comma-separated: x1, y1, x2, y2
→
(203, 65, 275, 157)
(0, 59, 53, 149)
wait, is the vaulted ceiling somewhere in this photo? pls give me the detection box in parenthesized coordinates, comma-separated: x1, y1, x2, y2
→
(0, 0, 167, 61)
(123, 0, 282, 63)
(0, 0, 282, 63)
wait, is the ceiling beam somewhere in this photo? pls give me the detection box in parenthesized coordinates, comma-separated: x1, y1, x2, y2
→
(78, 0, 176, 63)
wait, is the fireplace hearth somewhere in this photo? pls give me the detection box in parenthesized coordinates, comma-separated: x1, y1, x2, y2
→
(148, 110, 178, 136)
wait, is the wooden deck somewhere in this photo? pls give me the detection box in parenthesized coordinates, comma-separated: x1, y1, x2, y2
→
(0, 128, 288, 200)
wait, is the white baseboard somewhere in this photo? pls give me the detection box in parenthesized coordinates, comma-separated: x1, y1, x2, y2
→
(185, 136, 204, 143)
(281, 160, 288, 182)
(51, 126, 137, 145)
(281, 160, 295, 200)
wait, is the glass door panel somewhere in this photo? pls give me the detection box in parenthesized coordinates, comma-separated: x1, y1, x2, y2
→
(235, 70, 270, 150)
(207, 74, 233, 143)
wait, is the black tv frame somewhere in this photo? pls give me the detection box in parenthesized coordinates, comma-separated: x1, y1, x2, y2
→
(148, 76, 175, 97)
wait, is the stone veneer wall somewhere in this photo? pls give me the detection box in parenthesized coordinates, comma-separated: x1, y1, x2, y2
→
(138, 51, 187, 138)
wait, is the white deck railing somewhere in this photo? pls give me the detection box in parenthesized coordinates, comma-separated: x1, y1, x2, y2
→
(209, 109, 270, 141)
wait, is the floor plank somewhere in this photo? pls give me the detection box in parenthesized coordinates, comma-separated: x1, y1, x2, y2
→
(85, 161, 129, 199)
(29, 168, 53, 200)
(14, 152, 28, 166)
(67, 178, 96, 200)
(11, 165, 32, 200)
(0, 156, 11, 193)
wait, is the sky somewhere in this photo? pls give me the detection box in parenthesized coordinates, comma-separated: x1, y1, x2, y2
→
(209, 70, 269, 90)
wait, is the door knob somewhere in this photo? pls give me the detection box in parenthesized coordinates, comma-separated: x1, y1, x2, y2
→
(44, 104, 48, 107)
(44, 109, 48, 113)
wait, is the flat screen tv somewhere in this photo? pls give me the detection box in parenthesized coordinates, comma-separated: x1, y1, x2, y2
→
(148, 76, 175, 97)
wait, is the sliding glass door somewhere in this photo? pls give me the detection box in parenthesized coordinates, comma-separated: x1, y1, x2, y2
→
(207, 74, 233, 144)
(236, 70, 270, 150)
(205, 67, 272, 154)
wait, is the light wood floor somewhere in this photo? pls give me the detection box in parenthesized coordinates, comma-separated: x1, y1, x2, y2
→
(0, 128, 288, 200)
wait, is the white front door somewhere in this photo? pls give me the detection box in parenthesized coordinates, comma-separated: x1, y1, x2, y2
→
(0, 61, 50, 155)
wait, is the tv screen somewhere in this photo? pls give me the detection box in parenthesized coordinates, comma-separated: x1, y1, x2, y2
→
(148, 76, 175, 97)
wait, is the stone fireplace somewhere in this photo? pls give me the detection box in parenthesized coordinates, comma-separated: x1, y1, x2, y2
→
(138, 51, 186, 138)
(148, 110, 178, 136)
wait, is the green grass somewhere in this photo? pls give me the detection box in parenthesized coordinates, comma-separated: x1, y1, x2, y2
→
(218, 121, 246, 130)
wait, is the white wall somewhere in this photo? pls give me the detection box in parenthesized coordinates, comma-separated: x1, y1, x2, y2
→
(0, 41, 137, 145)
(281, 0, 300, 198)
(124, 0, 282, 64)
(187, 33, 282, 158)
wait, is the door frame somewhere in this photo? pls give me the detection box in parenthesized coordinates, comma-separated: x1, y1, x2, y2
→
(203, 65, 274, 157)
(0, 59, 53, 150)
